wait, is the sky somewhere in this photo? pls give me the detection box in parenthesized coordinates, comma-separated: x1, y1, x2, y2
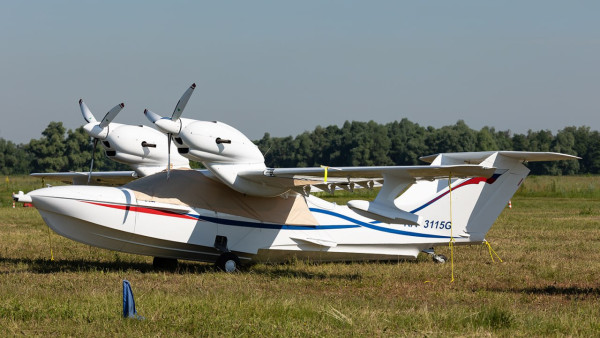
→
(1, 1, 599, 144)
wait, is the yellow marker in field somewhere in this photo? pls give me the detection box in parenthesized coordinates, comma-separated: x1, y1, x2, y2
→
(48, 226, 54, 261)
(320, 165, 329, 183)
(483, 240, 503, 263)
(448, 175, 455, 283)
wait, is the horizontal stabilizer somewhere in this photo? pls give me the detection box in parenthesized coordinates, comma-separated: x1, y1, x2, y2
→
(420, 151, 580, 164)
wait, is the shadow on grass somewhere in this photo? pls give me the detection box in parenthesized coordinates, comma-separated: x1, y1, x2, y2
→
(249, 265, 363, 281)
(247, 258, 430, 281)
(2, 256, 420, 281)
(0, 257, 214, 274)
(488, 285, 600, 298)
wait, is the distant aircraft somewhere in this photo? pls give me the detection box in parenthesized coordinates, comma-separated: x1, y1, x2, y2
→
(13, 84, 580, 272)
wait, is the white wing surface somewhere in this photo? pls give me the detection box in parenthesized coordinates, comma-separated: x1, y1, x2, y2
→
(241, 164, 494, 192)
(31, 171, 138, 186)
(239, 164, 495, 224)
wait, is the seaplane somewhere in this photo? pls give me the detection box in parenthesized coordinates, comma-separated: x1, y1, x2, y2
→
(13, 84, 580, 272)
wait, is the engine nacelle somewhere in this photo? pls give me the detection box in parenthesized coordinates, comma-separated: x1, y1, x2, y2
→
(83, 122, 109, 140)
(165, 119, 286, 195)
(100, 123, 189, 176)
(174, 119, 265, 165)
(142, 84, 280, 195)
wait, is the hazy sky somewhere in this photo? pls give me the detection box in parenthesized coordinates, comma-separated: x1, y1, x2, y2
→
(1, 1, 599, 144)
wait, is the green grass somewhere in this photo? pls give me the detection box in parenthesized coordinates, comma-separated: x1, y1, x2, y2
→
(516, 175, 600, 198)
(1, 175, 599, 335)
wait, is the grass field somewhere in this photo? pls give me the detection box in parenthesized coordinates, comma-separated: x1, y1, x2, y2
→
(0, 175, 599, 336)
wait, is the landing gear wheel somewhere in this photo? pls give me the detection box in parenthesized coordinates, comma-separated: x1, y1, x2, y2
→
(153, 257, 178, 270)
(432, 254, 447, 264)
(215, 252, 241, 272)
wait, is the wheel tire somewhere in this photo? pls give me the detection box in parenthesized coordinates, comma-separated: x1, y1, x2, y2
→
(215, 252, 241, 272)
(433, 254, 447, 264)
(153, 257, 178, 270)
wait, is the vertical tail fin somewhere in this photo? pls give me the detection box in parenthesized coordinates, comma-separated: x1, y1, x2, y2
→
(395, 151, 579, 242)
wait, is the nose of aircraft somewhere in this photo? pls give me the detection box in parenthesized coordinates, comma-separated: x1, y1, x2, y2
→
(24, 185, 136, 214)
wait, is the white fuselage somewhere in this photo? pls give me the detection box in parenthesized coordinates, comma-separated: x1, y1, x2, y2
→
(25, 169, 506, 264)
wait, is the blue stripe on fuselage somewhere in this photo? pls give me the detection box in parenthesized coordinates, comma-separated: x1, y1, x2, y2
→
(130, 204, 449, 239)
(309, 208, 451, 239)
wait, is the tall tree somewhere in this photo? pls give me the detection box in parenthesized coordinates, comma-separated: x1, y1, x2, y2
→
(0, 138, 32, 174)
(476, 127, 499, 151)
(65, 127, 93, 172)
(387, 119, 428, 165)
(551, 128, 580, 174)
(27, 122, 69, 172)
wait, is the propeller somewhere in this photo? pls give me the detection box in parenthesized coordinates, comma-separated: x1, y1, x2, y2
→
(79, 99, 125, 183)
(144, 83, 196, 179)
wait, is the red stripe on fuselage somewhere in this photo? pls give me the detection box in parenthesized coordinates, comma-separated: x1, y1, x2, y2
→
(410, 174, 501, 213)
(454, 175, 498, 189)
(82, 201, 197, 220)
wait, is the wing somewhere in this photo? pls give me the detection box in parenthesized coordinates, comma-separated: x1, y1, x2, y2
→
(239, 164, 495, 224)
(242, 164, 495, 193)
(31, 171, 139, 186)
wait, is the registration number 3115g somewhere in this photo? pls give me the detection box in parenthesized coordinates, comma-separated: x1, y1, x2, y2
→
(423, 220, 452, 229)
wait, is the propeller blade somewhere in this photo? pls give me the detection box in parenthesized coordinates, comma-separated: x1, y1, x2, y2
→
(88, 138, 99, 184)
(144, 109, 163, 123)
(79, 99, 97, 123)
(145, 109, 181, 134)
(167, 133, 171, 180)
(171, 83, 196, 121)
(99, 103, 125, 128)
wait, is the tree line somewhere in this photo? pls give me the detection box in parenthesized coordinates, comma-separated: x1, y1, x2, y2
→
(255, 119, 599, 175)
(1, 119, 599, 175)
(0, 122, 127, 175)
